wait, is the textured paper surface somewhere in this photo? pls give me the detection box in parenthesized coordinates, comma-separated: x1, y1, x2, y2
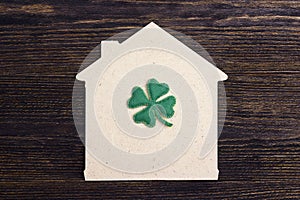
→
(76, 22, 227, 180)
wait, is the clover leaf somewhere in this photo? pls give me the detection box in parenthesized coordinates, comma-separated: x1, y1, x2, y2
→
(127, 78, 176, 128)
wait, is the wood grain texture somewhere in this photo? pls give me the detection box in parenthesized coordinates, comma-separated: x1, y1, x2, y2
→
(0, 0, 299, 199)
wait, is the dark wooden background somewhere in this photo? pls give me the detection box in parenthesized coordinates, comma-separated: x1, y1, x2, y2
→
(0, 0, 299, 199)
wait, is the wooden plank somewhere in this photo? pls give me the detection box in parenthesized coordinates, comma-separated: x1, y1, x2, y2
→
(0, 0, 299, 199)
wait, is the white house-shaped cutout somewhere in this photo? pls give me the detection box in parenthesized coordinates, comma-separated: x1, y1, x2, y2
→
(77, 22, 227, 180)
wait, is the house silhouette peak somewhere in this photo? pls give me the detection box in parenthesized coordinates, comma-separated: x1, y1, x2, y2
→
(77, 23, 227, 81)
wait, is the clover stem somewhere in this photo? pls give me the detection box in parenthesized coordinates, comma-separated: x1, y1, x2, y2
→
(155, 112, 173, 127)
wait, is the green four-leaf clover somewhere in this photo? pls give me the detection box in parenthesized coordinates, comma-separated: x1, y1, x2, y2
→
(127, 78, 176, 128)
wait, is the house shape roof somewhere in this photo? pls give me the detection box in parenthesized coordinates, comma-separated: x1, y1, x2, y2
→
(76, 22, 227, 82)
